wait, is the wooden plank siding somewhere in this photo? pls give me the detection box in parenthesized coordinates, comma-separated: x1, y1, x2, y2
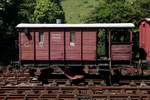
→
(19, 28, 97, 63)
(35, 31, 49, 60)
(83, 29, 96, 60)
(50, 29, 64, 60)
(20, 31, 34, 60)
(139, 20, 150, 61)
(65, 29, 81, 60)
(111, 44, 131, 61)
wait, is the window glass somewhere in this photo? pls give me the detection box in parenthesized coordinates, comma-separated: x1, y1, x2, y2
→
(70, 32, 75, 43)
(39, 32, 44, 42)
(70, 32, 75, 47)
(111, 29, 130, 42)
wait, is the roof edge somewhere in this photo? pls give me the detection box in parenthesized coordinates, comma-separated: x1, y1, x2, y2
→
(16, 23, 135, 28)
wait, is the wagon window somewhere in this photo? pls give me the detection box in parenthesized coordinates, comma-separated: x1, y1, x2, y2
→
(39, 32, 44, 42)
(111, 29, 130, 43)
(70, 32, 75, 46)
(24, 28, 32, 40)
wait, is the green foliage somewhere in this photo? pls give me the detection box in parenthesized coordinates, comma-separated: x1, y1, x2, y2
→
(0, 0, 19, 37)
(61, 0, 103, 23)
(97, 30, 106, 57)
(33, 0, 64, 23)
(87, 0, 150, 26)
(84, 0, 143, 25)
(18, 0, 36, 23)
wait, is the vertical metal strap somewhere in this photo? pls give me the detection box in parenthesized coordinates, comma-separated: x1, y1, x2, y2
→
(19, 31, 22, 66)
(64, 29, 66, 61)
(33, 32, 36, 65)
(108, 30, 112, 85)
(81, 29, 83, 62)
(96, 28, 99, 64)
(49, 31, 51, 64)
(130, 30, 133, 64)
(108, 31, 111, 60)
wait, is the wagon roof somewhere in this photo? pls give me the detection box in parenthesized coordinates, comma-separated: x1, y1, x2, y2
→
(16, 23, 135, 28)
(140, 18, 150, 23)
(144, 18, 150, 21)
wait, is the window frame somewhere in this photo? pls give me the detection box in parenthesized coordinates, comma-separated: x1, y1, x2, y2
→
(70, 31, 75, 47)
(39, 32, 44, 43)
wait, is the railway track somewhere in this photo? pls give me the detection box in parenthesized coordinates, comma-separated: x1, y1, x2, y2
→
(0, 68, 150, 99)
(1, 74, 150, 86)
(0, 94, 149, 100)
(0, 86, 150, 99)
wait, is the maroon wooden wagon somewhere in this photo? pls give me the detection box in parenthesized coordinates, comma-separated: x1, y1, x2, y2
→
(139, 18, 150, 61)
(16, 23, 134, 67)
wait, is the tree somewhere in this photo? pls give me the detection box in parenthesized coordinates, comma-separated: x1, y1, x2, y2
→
(0, 0, 20, 37)
(84, 0, 142, 24)
(33, 0, 64, 23)
(0, 0, 20, 64)
(83, 0, 150, 26)
(18, 0, 36, 23)
(0, 1, 4, 36)
(134, 0, 150, 18)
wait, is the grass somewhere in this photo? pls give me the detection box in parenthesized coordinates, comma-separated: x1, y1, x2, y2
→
(61, 0, 102, 23)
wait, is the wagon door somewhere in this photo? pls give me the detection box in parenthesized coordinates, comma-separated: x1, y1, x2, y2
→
(50, 29, 64, 60)
(65, 29, 81, 60)
(82, 29, 96, 61)
(110, 29, 132, 61)
(35, 29, 49, 61)
(20, 30, 34, 61)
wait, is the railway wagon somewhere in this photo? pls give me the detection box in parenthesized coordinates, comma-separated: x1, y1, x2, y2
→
(16, 23, 134, 67)
(139, 18, 150, 61)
